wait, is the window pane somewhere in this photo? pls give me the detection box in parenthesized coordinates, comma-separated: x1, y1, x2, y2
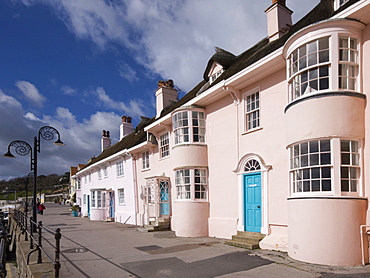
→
(312, 180, 320, 191)
(341, 153, 350, 165)
(301, 143, 308, 154)
(319, 65, 329, 77)
(303, 169, 310, 179)
(320, 78, 329, 90)
(311, 168, 320, 179)
(321, 153, 331, 165)
(319, 50, 329, 63)
(309, 68, 318, 79)
(309, 80, 318, 91)
(307, 41, 317, 54)
(309, 141, 319, 153)
(303, 181, 311, 192)
(341, 140, 350, 152)
(350, 180, 357, 192)
(322, 180, 331, 191)
(341, 167, 349, 178)
(320, 140, 330, 151)
(310, 154, 319, 166)
(341, 180, 349, 191)
(308, 53, 317, 66)
(321, 167, 330, 178)
(301, 155, 308, 167)
(319, 37, 329, 50)
(299, 45, 306, 58)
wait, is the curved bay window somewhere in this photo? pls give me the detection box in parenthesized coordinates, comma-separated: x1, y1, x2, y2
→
(290, 138, 361, 196)
(289, 37, 330, 101)
(287, 32, 359, 103)
(173, 110, 205, 145)
(175, 168, 207, 200)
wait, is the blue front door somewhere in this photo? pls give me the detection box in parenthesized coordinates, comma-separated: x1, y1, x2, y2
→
(109, 192, 115, 218)
(244, 172, 262, 232)
(159, 181, 170, 216)
(87, 195, 90, 218)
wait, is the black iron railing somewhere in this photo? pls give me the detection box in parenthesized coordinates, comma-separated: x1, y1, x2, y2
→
(13, 209, 61, 278)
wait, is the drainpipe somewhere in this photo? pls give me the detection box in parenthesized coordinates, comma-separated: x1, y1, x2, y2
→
(126, 151, 139, 226)
(360, 225, 370, 265)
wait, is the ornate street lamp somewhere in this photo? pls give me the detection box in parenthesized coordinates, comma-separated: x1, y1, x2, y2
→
(16, 172, 33, 241)
(3, 126, 65, 231)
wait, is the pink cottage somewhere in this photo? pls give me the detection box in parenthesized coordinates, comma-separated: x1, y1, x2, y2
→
(73, 0, 370, 266)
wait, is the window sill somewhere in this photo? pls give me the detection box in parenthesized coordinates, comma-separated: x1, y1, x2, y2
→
(242, 127, 263, 135)
(159, 155, 171, 161)
(142, 168, 151, 172)
(175, 199, 209, 203)
(288, 196, 367, 200)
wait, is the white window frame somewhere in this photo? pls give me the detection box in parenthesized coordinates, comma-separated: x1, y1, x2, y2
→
(289, 138, 361, 197)
(160, 132, 170, 158)
(142, 151, 150, 170)
(91, 191, 96, 207)
(175, 168, 207, 201)
(98, 168, 102, 180)
(290, 139, 332, 195)
(97, 191, 102, 208)
(287, 32, 360, 103)
(116, 161, 124, 177)
(244, 90, 260, 132)
(103, 166, 108, 178)
(338, 36, 358, 91)
(340, 140, 360, 195)
(118, 188, 125, 205)
(88, 172, 91, 183)
(210, 69, 224, 83)
(335, 0, 349, 10)
(173, 110, 205, 145)
(83, 194, 87, 205)
(288, 37, 330, 101)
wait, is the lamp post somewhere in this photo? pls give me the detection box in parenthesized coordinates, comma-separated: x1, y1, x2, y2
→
(3, 126, 64, 231)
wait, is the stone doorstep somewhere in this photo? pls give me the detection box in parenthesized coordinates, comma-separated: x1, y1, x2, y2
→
(225, 231, 265, 250)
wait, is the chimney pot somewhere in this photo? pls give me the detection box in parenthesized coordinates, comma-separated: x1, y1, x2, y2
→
(122, 116, 127, 123)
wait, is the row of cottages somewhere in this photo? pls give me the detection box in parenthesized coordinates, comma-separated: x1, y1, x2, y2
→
(71, 0, 370, 266)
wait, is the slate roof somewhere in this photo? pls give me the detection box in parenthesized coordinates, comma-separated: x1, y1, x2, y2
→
(78, 0, 361, 172)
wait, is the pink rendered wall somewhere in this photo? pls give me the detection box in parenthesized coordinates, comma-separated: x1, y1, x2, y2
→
(286, 96, 365, 146)
(206, 68, 289, 238)
(172, 201, 209, 237)
(288, 198, 367, 266)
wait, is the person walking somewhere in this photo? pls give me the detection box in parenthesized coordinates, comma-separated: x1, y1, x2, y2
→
(38, 203, 46, 215)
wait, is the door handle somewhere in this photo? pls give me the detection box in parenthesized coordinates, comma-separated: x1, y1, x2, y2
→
(257, 206, 260, 208)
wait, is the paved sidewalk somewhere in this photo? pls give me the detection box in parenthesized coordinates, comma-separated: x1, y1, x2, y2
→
(30, 203, 370, 278)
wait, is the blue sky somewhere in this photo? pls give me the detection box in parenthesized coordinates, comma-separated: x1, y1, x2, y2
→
(0, 0, 319, 181)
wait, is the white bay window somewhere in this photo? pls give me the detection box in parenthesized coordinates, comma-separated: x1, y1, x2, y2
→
(290, 138, 361, 196)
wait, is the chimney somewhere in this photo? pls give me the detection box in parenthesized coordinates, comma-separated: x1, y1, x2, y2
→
(265, 0, 293, 42)
(120, 116, 134, 140)
(101, 130, 111, 151)
(155, 79, 178, 118)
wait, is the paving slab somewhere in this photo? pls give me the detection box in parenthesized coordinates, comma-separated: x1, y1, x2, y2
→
(21, 203, 370, 278)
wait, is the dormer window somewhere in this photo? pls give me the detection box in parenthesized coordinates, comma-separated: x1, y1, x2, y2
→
(210, 69, 224, 83)
(335, 0, 349, 10)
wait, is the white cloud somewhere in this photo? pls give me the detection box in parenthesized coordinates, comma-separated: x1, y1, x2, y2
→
(0, 89, 22, 109)
(91, 87, 147, 118)
(24, 112, 41, 121)
(0, 89, 124, 180)
(117, 62, 139, 82)
(15, 80, 46, 107)
(16, 0, 318, 92)
(61, 85, 77, 96)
